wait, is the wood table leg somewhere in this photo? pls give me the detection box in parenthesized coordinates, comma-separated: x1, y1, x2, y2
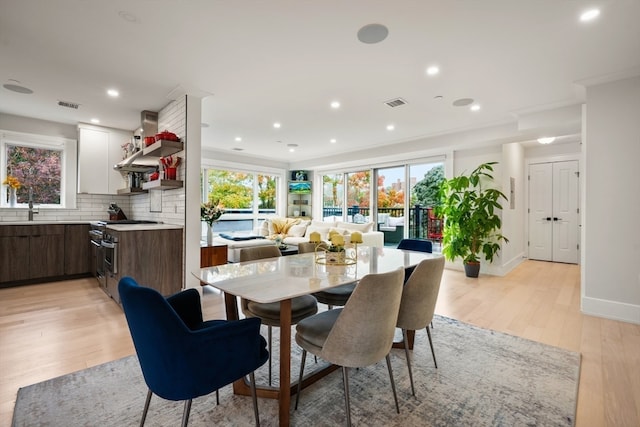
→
(279, 298, 292, 427)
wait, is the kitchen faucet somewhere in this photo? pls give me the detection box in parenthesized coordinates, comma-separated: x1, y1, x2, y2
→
(28, 187, 38, 221)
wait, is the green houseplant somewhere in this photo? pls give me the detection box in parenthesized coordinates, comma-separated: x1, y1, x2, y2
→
(436, 162, 508, 277)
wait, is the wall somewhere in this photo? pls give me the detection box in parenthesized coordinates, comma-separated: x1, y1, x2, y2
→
(129, 98, 186, 225)
(501, 142, 526, 272)
(583, 76, 640, 324)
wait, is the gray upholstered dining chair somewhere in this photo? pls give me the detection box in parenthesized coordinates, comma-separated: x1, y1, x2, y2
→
(239, 245, 318, 386)
(298, 241, 356, 309)
(294, 268, 405, 426)
(396, 256, 445, 396)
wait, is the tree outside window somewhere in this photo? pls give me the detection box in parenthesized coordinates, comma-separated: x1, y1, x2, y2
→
(5, 144, 61, 205)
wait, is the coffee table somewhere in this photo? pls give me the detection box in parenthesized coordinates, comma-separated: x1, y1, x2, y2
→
(278, 244, 298, 256)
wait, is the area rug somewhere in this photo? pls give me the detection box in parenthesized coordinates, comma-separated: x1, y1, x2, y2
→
(12, 315, 580, 426)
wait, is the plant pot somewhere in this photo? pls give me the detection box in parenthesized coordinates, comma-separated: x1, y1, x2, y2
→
(464, 261, 480, 278)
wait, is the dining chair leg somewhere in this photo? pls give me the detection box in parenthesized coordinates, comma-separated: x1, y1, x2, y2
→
(294, 349, 307, 410)
(181, 399, 192, 427)
(249, 372, 260, 427)
(267, 326, 273, 386)
(426, 326, 438, 368)
(140, 389, 153, 427)
(342, 366, 352, 427)
(215, 389, 219, 405)
(385, 354, 400, 414)
(402, 329, 416, 396)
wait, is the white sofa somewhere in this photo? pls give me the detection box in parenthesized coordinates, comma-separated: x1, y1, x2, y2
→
(256, 217, 384, 248)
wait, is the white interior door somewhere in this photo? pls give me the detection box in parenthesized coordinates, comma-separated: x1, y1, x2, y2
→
(528, 161, 579, 264)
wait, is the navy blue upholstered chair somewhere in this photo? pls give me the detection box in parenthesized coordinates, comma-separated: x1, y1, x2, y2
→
(397, 238, 433, 253)
(118, 277, 269, 427)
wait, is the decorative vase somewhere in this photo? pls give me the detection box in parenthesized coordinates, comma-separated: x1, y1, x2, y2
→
(326, 251, 346, 264)
(206, 224, 214, 245)
(8, 188, 17, 207)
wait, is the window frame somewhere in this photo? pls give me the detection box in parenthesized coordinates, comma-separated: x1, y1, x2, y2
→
(200, 160, 286, 235)
(1, 130, 77, 209)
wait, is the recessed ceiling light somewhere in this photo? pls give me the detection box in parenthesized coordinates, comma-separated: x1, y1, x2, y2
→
(107, 89, 119, 97)
(426, 66, 440, 76)
(289, 148, 295, 152)
(357, 23, 389, 44)
(470, 104, 481, 112)
(273, 122, 281, 129)
(434, 95, 444, 100)
(118, 11, 138, 23)
(235, 137, 242, 142)
(453, 98, 474, 107)
(580, 9, 600, 22)
(3, 83, 34, 94)
(90, 118, 100, 124)
(232, 147, 244, 151)
(537, 137, 556, 144)
(330, 101, 341, 109)
(330, 138, 337, 143)
(386, 124, 395, 131)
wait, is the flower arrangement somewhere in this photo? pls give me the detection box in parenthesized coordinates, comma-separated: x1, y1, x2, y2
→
(2, 175, 21, 189)
(201, 199, 224, 226)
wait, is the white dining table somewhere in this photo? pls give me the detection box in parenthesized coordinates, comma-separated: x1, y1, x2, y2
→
(196, 246, 442, 427)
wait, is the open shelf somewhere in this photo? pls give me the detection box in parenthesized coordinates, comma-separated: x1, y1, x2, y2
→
(142, 179, 184, 191)
(142, 139, 184, 158)
(116, 187, 148, 195)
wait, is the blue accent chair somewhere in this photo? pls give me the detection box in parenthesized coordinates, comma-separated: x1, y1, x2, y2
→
(118, 277, 269, 427)
(397, 238, 433, 253)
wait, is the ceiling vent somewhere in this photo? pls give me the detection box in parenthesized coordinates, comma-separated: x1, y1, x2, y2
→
(58, 100, 79, 109)
(384, 97, 407, 108)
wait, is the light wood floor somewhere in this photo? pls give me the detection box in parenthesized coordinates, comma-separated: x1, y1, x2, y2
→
(1, 260, 639, 426)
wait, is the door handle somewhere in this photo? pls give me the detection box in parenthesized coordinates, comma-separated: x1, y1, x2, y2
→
(553, 217, 561, 221)
(545, 217, 552, 221)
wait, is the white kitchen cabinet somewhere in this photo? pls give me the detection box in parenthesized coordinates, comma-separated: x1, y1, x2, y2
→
(78, 125, 129, 194)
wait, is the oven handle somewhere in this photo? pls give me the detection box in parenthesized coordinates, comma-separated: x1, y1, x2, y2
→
(101, 241, 117, 249)
(90, 240, 101, 248)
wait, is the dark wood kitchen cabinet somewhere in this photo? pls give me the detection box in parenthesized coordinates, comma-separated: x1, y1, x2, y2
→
(0, 225, 64, 283)
(0, 223, 92, 287)
(0, 231, 30, 283)
(30, 225, 65, 279)
(64, 224, 91, 275)
(105, 227, 183, 305)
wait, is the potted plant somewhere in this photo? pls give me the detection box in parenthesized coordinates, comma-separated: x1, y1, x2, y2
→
(436, 162, 508, 277)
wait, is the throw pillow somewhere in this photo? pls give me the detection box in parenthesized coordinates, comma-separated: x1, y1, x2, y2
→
(304, 225, 331, 241)
(336, 221, 373, 233)
(288, 224, 308, 237)
(270, 217, 300, 235)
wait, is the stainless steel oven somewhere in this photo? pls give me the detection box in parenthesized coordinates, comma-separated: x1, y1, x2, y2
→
(89, 227, 106, 289)
(102, 234, 118, 275)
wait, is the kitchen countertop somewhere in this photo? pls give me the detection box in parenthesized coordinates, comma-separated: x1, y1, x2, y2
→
(0, 221, 93, 225)
(106, 223, 183, 231)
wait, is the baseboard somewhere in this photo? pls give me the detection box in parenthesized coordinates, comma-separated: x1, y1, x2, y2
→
(581, 296, 640, 325)
(442, 253, 525, 277)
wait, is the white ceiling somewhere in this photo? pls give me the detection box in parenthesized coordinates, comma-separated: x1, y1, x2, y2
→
(1, 1, 639, 164)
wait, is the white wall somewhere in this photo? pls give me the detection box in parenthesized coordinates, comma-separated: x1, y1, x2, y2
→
(501, 142, 526, 272)
(582, 76, 640, 324)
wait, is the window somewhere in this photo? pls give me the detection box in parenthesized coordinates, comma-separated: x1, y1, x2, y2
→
(320, 158, 444, 245)
(1, 130, 77, 208)
(201, 166, 281, 235)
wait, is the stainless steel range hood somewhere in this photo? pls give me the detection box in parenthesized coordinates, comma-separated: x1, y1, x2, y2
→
(114, 110, 159, 173)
